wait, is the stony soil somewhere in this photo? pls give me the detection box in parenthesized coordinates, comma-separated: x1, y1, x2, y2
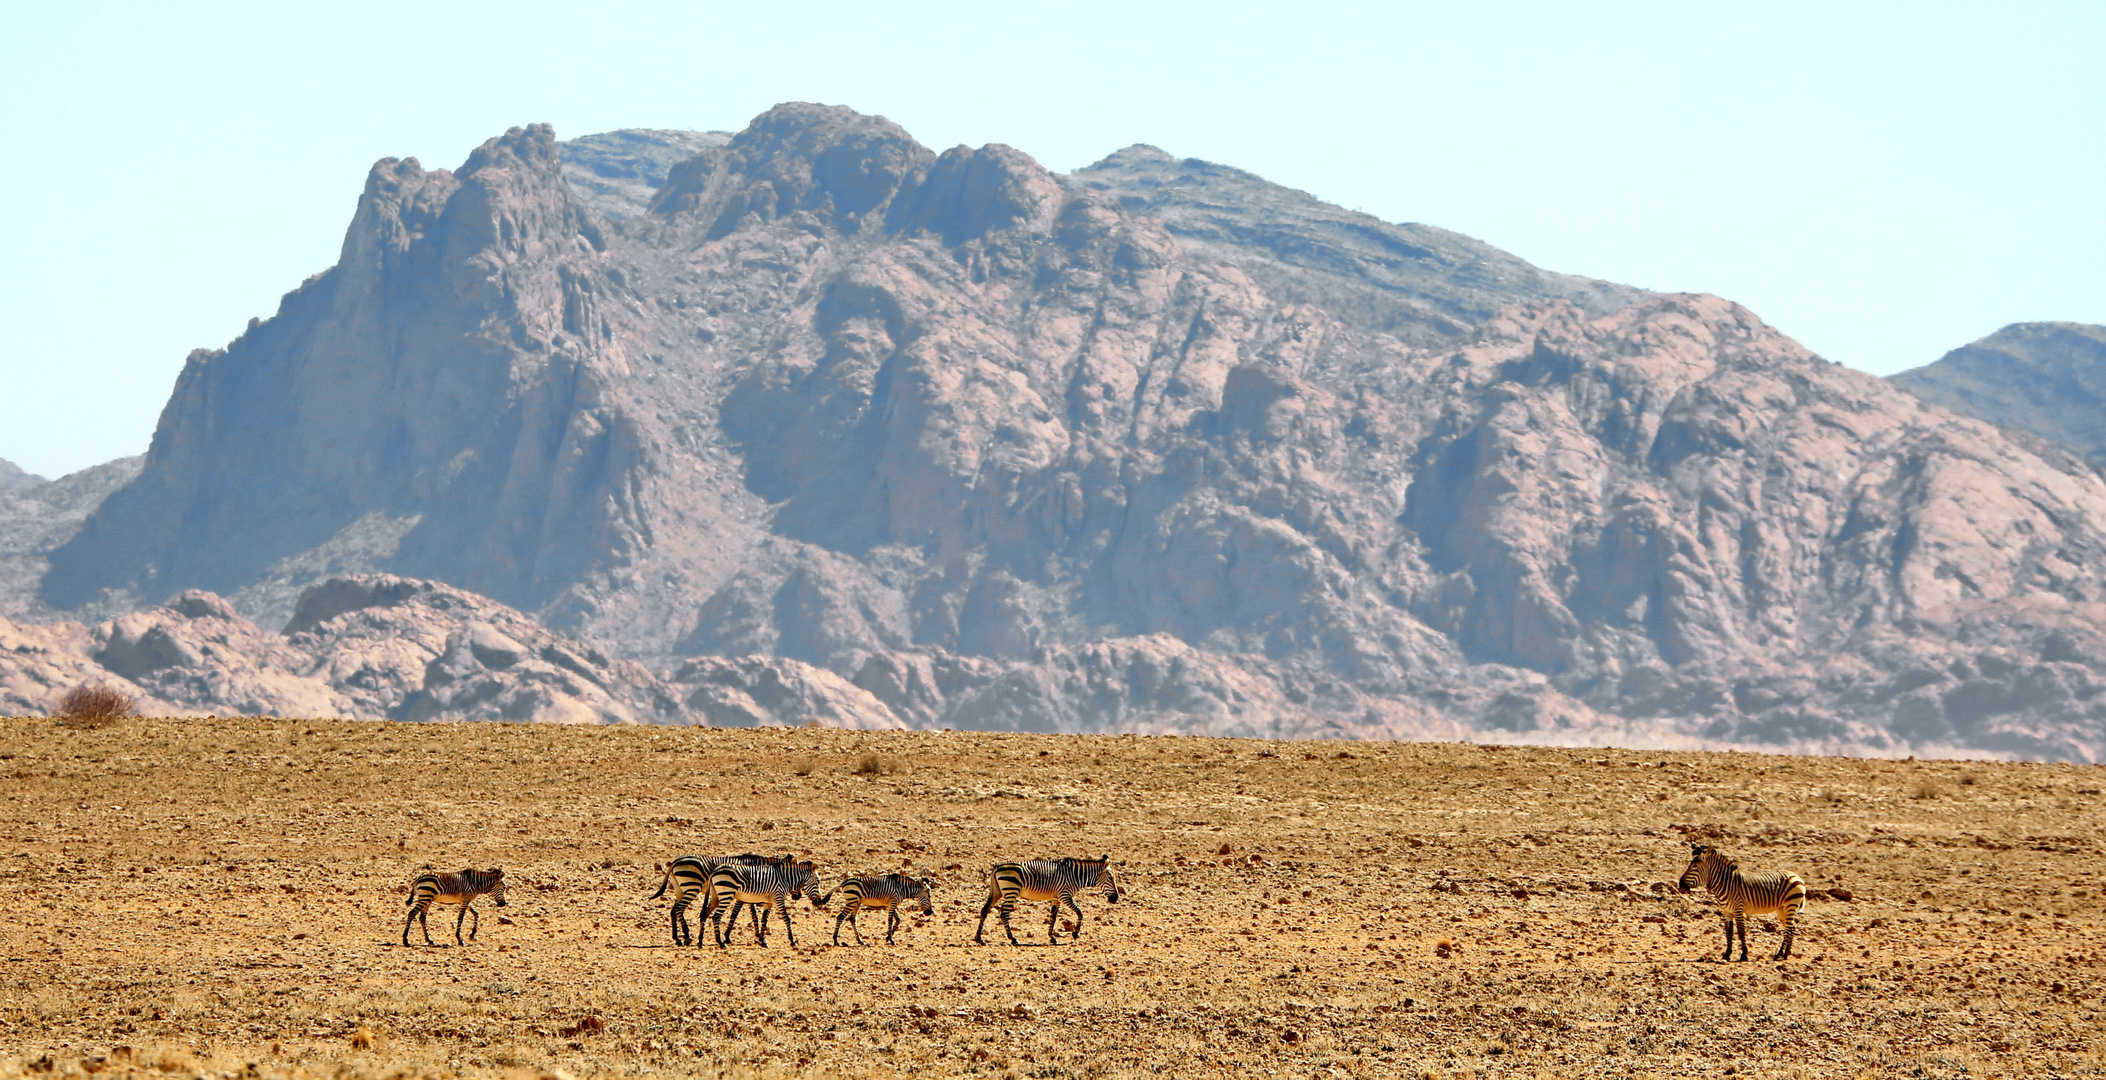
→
(0, 717, 2101, 1079)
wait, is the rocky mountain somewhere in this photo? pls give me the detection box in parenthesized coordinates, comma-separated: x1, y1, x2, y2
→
(1891, 322, 2106, 462)
(0, 458, 45, 491)
(20, 104, 2106, 759)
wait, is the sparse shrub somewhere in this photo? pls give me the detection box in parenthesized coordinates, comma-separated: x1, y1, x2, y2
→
(853, 751, 903, 776)
(793, 757, 815, 777)
(1958, 770, 1981, 786)
(56, 683, 132, 728)
(1906, 778, 1952, 800)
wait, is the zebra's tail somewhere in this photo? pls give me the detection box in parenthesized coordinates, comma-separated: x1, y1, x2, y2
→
(649, 872, 672, 901)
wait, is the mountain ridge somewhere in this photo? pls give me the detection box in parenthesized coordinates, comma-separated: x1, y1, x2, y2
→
(1891, 322, 2106, 462)
(13, 104, 2106, 759)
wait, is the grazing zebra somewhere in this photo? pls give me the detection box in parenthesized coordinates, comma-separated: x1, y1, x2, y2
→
(975, 855, 1121, 946)
(651, 853, 794, 945)
(823, 874, 935, 946)
(1678, 843, 1808, 961)
(403, 867, 508, 947)
(698, 860, 826, 948)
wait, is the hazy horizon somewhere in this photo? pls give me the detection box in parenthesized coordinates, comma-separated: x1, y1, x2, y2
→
(2, 1, 2100, 479)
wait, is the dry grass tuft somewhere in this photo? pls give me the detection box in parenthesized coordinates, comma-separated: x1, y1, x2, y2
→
(55, 683, 132, 727)
(1906, 778, 1954, 800)
(853, 750, 903, 776)
(793, 756, 816, 777)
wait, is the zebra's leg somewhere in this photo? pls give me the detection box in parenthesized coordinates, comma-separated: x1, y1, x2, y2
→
(1775, 908, 1796, 961)
(1001, 897, 1023, 947)
(701, 887, 724, 948)
(1064, 895, 1087, 940)
(777, 895, 797, 949)
(460, 902, 478, 944)
(420, 908, 437, 947)
(1733, 911, 1750, 962)
(402, 904, 420, 947)
(753, 904, 771, 946)
(886, 906, 901, 946)
(852, 907, 869, 946)
(1718, 914, 1733, 960)
(670, 897, 689, 946)
(833, 908, 849, 946)
(975, 895, 995, 945)
(1047, 900, 1064, 944)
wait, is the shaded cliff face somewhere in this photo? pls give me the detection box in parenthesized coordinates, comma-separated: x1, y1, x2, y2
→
(35, 105, 2106, 757)
(1892, 322, 2106, 462)
(0, 456, 143, 624)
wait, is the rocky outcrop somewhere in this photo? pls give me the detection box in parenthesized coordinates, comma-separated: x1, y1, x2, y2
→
(2, 572, 923, 728)
(1891, 322, 2106, 462)
(27, 105, 2106, 758)
(282, 575, 683, 724)
(671, 655, 905, 730)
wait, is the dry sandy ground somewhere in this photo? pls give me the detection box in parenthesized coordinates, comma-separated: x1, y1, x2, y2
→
(0, 716, 2101, 1079)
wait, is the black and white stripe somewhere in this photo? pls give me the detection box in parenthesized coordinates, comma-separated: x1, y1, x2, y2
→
(1678, 843, 1808, 961)
(699, 860, 826, 948)
(822, 874, 935, 946)
(975, 855, 1121, 946)
(651, 853, 793, 945)
(403, 867, 508, 947)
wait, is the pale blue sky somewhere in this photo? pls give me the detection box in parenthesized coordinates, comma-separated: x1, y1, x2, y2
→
(2, 1, 2100, 478)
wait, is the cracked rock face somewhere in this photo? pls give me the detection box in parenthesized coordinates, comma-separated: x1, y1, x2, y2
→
(20, 105, 2106, 757)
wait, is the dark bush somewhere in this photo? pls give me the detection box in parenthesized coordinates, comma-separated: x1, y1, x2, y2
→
(56, 683, 132, 728)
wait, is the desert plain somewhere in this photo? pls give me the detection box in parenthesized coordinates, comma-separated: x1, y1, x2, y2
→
(0, 715, 2100, 1079)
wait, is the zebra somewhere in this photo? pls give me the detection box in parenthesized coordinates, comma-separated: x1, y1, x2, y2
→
(698, 860, 826, 948)
(975, 855, 1121, 946)
(650, 853, 794, 945)
(822, 874, 935, 946)
(403, 867, 508, 947)
(1678, 843, 1808, 961)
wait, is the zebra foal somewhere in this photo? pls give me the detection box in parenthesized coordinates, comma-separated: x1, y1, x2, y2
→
(823, 874, 935, 945)
(1678, 843, 1807, 961)
(699, 860, 826, 948)
(651, 853, 793, 945)
(403, 867, 508, 947)
(975, 855, 1121, 946)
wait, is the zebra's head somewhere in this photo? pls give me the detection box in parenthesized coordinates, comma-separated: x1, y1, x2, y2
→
(484, 867, 509, 907)
(905, 875, 936, 914)
(1679, 845, 1729, 894)
(795, 861, 828, 907)
(1086, 855, 1122, 903)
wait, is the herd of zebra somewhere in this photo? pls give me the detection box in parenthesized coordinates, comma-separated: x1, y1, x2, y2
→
(404, 844, 1807, 962)
(404, 854, 1124, 950)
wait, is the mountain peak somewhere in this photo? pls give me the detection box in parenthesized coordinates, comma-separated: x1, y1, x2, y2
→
(0, 457, 46, 492)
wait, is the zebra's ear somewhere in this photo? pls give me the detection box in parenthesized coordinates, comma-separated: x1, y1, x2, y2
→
(491, 867, 504, 876)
